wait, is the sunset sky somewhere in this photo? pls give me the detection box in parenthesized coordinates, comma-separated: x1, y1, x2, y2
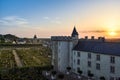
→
(0, 0, 120, 38)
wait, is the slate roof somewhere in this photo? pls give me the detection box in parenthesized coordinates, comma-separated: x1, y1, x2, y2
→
(73, 40, 120, 56)
(71, 27, 78, 37)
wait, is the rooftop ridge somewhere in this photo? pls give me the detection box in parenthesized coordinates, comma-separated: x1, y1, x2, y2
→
(51, 36, 73, 41)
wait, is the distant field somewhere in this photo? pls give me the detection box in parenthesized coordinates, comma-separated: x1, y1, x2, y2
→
(0, 46, 51, 80)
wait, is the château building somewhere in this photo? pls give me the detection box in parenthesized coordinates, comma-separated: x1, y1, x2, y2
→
(51, 27, 120, 80)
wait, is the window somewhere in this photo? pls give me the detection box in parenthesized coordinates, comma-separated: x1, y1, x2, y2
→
(77, 52, 80, 57)
(96, 63, 100, 70)
(77, 59, 80, 65)
(88, 53, 91, 59)
(88, 61, 91, 67)
(110, 66, 115, 74)
(110, 56, 115, 64)
(96, 54, 100, 61)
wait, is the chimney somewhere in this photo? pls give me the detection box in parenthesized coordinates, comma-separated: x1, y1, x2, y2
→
(98, 37, 101, 40)
(101, 37, 105, 42)
(98, 37, 105, 42)
(85, 36, 88, 39)
(91, 36, 94, 40)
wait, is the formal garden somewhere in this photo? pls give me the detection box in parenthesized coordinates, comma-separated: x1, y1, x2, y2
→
(0, 50, 17, 68)
(16, 47, 51, 67)
(0, 46, 51, 80)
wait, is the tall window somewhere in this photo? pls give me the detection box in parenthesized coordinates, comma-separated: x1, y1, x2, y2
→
(88, 61, 91, 67)
(88, 53, 91, 59)
(77, 59, 80, 65)
(110, 56, 115, 64)
(77, 52, 80, 57)
(96, 54, 100, 61)
(96, 63, 100, 70)
(110, 66, 115, 74)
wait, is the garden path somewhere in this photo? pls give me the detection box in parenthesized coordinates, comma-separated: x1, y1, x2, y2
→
(12, 50, 23, 67)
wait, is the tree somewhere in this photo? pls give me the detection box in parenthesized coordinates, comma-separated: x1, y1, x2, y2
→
(51, 71, 57, 80)
(45, 65, 53, 76)
(50, 65, 54, 70)
(58, 74, 64, 80)
(66, 67, 71, 74)
(88, 73, 94, 80)
(0, 36, 5, 43)
(45, 67, 50, 76)
(90, 73, 94, 78)
(77, 70, 83, 78)
(100, 76, 105, 80)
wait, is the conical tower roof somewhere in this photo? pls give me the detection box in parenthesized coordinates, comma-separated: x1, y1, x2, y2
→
(34, 35, 37, 39)
(71, 26, 78, 37)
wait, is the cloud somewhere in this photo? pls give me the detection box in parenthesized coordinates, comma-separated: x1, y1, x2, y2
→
(79, 30, 106, 33)
(43, 17, 50, 20)
(43, 16, 62, 24)
(51, 20, 61, 24)
(55, 17, 60, 20)
(0, 16, 29, 27)
(79, 30, 120, 33)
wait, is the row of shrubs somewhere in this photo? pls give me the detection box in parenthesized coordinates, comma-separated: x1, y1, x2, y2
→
(0, 66, 52, 80)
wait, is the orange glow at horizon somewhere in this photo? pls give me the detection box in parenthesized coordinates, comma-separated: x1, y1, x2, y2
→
(108, 31, 117, 36)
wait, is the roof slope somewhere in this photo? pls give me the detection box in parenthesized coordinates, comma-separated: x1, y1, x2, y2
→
(73, 41, 120, 56)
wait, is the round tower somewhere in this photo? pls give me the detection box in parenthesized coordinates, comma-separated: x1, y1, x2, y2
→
(71, 26, 79, 47)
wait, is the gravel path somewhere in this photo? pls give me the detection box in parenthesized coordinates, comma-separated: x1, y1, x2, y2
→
(12, 50, 23, 67)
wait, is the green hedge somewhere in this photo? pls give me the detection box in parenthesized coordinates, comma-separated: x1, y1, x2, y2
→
(0, 66, 51, 80)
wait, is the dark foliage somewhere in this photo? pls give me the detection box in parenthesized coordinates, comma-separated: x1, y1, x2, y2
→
(58, 74, 64, 79)
(100, 76, 105, 80)
(51, 71, 57, 76)
(0, 66, 50, 80)
(66, 67, 71, 71)
(77, 70, 83, 75)
(88, 73, 94, 77)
